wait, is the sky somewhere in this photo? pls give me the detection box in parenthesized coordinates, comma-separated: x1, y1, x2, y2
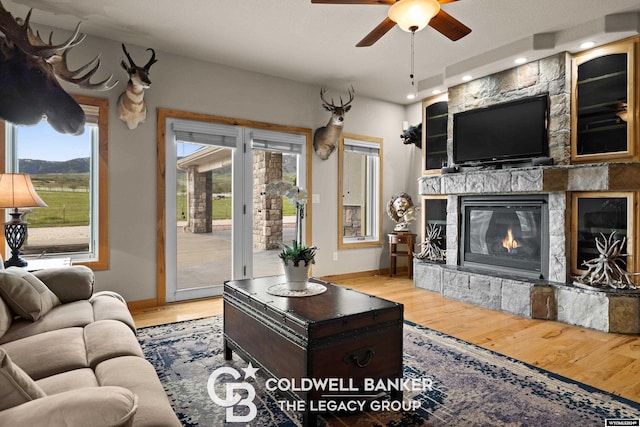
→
(12, 121, 212, 163)
(177, 141, 204, 158)
(13, 121, 91, 162)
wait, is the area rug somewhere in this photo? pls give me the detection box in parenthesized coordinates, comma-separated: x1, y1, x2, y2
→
(137, 316, 640, 426)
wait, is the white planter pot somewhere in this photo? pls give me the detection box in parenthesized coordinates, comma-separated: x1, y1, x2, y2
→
(283, 263, 310, 291)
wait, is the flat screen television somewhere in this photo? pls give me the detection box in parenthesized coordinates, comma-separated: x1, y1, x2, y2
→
(453, 94, 549, 165)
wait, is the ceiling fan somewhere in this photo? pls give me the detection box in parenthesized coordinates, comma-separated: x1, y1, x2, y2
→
(311, 0, 471, 47)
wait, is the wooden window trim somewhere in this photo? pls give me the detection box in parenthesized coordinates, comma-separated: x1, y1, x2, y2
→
(0, 95, 109, 270)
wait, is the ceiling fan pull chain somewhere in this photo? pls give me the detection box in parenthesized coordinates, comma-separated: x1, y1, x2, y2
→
(410, 28, 416, 87)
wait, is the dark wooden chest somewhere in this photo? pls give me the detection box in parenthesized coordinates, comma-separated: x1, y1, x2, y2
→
(223, 276, 404, 425)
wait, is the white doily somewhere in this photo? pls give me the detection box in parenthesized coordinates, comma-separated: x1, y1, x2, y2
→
(266, 282, 327, 297)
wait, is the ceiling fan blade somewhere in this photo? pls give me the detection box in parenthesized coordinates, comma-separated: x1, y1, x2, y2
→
(311, 0, 395, 4)
(356, 17, 397, 47)
(429, 9, 471, 41)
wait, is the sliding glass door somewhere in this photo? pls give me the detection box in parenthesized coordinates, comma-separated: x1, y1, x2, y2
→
(164, 118, 308, 302)
(250, 129, 306, 279)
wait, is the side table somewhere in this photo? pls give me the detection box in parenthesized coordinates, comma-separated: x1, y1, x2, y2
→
(388, 232, 416, 278)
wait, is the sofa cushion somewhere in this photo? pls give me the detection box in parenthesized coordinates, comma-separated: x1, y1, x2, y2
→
(0, 268, 60, 321)
(0, 348, 46, 411)
(0, 386, 138, 427)
(32, 266, 94, 303)
(36, 368, 99, 396)
(0, 327, 88, 380)
(84, 320, 144, 368)
(0, 297, 12, 337)
(91, 291, 137, 333)
(96, 356, 182, 427)
(0, 300, 95, 345)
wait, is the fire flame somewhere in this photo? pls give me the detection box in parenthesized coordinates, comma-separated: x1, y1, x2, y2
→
(502, 228, 520, 253)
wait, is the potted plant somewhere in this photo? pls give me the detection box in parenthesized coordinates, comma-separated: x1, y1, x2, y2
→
(279, 240, 316, 290)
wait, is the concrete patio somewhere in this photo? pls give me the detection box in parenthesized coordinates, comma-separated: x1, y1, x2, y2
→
(26, 218, 295, 290)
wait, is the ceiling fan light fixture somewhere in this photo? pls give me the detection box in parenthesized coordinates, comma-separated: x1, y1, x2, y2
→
(388, 0, 441, 33)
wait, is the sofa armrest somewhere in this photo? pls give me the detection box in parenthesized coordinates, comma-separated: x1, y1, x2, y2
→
(32, 266, 94, 303)
(0, 386, 138, 427)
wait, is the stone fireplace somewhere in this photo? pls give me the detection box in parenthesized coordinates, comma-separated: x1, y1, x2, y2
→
(414, 52, 640, 334)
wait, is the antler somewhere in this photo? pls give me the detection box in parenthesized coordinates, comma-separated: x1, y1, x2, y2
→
(319, 86, 335, 108)
(143, 48, 157, 71)
(0, 5, 84, 57)
(319, 85, 355, 109)
(122, 44, 157, 72)
(0, 3, 116, 90)
(341, 85, 356, 108)
(51, 50, 117, 91)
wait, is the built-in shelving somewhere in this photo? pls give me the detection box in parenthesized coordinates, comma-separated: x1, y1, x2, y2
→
(422, 94, 448, 175)
(571, 37, 638, 162)
(570, 192, 636, 277)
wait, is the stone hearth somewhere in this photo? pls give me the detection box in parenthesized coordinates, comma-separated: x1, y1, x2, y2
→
(416, 163, 640, 334)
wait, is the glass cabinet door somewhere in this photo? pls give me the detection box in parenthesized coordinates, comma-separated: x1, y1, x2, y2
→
(571, 192, 635, 277)
(571, 37, 638, 162)
(422, 94, 449, 174)
(420, 196, 447, 261)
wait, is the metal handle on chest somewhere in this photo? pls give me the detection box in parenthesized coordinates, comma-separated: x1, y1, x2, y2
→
(345, 346, 376, 368)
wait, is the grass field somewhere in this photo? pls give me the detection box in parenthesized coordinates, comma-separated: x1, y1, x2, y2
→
(26, 190, 89, 227)
(177, 195, 297, 220)
(25, 190, 297, 228)
(23, 162, 301, 230)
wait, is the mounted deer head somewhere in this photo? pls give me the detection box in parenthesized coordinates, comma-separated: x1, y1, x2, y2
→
(117, 44, 157, 130)
(313, 86, 355, 160)
(0, 1, 116, 135)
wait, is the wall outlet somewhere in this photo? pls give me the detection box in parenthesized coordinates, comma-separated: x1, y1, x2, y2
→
(332, 251, 338, 261)
(312, 194, 320, 204)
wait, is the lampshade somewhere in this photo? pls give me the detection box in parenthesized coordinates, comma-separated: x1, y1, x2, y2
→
(388, 0, 441, 33)
(0, 174, 47, 209)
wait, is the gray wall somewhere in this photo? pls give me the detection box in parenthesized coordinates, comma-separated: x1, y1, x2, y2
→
(37, 26, 421, 301)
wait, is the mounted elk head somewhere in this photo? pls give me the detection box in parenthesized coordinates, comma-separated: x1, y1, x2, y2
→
(0, 1, 116, 135)
(313, 86, 355, 160)
(117, 44, 157, 130)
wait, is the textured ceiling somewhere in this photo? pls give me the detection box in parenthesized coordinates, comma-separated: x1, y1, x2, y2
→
(3, 0, 640, 104)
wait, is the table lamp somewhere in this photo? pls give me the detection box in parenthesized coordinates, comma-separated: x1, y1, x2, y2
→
(0, 174, 48, 268)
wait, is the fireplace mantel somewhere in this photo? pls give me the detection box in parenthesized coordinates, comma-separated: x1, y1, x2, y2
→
(419, 163, 640, 196)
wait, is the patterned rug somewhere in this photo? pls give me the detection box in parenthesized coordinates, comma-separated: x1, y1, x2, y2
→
(138, 316, 640, 426)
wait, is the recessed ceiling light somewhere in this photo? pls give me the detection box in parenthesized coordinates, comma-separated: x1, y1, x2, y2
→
(514, 57, 527, 65)
(580, 41, 595, 49)
(432, 89, 441, 95)
(462, 75, 472, 82)
(406, 94, 416, 100)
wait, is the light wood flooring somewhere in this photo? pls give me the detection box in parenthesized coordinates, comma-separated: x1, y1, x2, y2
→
(130, 274, 640, 403)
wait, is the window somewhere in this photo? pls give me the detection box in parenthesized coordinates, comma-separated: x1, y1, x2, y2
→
(2, 96, 109, 269)
(338, 133, 383, 248)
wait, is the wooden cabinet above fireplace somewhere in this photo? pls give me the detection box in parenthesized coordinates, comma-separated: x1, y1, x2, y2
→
(422, 93, 448, 175)
(571, 36, 639, 163)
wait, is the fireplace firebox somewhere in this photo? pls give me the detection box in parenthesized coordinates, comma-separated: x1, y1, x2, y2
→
(460, 196, 549, 279)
